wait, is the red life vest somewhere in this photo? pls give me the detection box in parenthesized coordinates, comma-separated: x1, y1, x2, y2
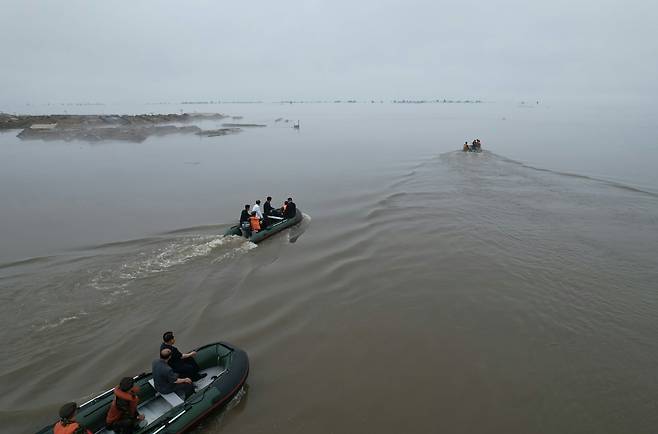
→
(106, 386, 140, 425)
(249, 216, 261, 231)
(53, 420, 92, 434)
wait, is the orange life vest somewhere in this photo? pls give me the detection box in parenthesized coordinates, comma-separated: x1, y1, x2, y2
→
(53, 420, 91, 434)
(106, 386, 140, 425)
(250, 216, 261, 231)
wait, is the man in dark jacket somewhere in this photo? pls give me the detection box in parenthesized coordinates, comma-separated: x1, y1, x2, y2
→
(239, 204, 250, 224)
(263, 196, 281, 217)
(284, 197, 297, 219)
(160, 331, 206, 382)
(239, 204, 251, 237)
(152, 348, 195, 399)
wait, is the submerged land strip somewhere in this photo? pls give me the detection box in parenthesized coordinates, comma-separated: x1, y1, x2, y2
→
(0, 113, 243, 142)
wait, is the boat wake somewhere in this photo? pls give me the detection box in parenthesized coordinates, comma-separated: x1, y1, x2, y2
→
(33, 311, 88, 332)
(90, 234, 252, 289)
(288, 213, 312, 243)
(193, 384, 250, 433)
(489, 152, 658, 198)
(0, 227, 259, 337)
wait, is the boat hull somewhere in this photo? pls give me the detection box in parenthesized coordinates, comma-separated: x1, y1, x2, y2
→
(35, 342, 249, 434)
(225, 209, 303, 243)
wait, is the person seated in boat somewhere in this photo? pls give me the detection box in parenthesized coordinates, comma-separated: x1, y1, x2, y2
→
(161, 331, 205, 382)
(283, 197, 297, 219)
(249, 211, 262, 233)
(53, 402, 92, 434)
(475, 139, 482, 150)
(261, 196, 275, 228)
(264, 196, 282, 218)
(280, 200, 288, 216)
(239, 204, 251, 238)
(106, 377, 145, 434)
(463, 141, 470, 152)
(240, 204, 250, 224)
(152, 348, 195, 399)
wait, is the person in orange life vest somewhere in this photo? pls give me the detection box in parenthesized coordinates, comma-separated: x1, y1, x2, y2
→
(280, 200, 288, 215)
(249, 211, 261, 232)
(53, 402, 92, 434)
(106, 377, 145, 434)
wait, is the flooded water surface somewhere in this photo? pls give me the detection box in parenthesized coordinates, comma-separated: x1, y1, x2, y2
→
(1, 102, 657, 433)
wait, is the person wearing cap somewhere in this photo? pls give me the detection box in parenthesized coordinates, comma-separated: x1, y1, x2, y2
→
(53, 402, 92, 434)
(152, 348, 195, 399)
(160, 331, 205, 382)
(106, 377, 145, 434)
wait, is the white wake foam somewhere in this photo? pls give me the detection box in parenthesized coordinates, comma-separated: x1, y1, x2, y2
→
(89, 235, 255, 296)
(34, 311, 88, 331)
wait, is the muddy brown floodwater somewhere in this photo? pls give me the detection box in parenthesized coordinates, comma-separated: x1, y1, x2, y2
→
(1, 101, 657, 433)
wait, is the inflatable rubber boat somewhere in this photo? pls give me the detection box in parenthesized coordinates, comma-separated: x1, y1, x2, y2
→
(36, 342, 249, 434)
(224, 209, 303, 243)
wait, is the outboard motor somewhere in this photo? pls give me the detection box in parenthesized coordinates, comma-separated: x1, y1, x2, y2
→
(241, 221, 251, 238)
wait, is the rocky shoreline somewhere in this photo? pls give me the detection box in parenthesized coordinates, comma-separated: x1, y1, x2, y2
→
(0, 113, 243, 142)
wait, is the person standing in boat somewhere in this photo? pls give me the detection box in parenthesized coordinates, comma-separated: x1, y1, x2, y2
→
(161, 331, 205, 382)
(152, 348, 195, 399)
(252, 199, 263, 219)
(261, 196, 273, 229)
(254, 198, 270, 228)
(106, 377, 145, 434)
(283, 197, 297, 219)
(263, 196, 274, 216)
(53, 402, 92, 434)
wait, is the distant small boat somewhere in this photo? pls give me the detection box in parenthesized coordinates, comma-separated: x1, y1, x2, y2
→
(225, 210, 303, 243)
(35, 342, 249, 434)
(293, 120, 300, 129)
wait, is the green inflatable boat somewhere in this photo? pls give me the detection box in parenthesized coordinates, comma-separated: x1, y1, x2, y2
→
(224, 209, 303, 243)
(36, 342, 249, 434)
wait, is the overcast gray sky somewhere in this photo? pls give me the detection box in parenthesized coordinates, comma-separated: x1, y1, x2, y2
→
(2, 0, 657, 103)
